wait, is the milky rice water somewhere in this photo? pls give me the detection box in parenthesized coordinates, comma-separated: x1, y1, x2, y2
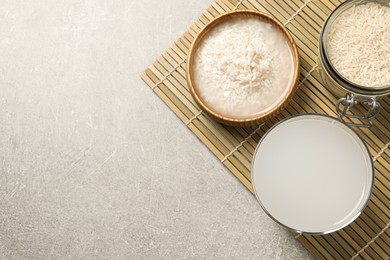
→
(193, 17, 295, 118)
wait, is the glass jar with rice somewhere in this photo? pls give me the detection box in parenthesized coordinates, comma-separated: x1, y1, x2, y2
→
(318, 0, 390, 127)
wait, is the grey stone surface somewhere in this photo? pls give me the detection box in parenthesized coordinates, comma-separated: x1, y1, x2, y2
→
(0, 0, 313, 259)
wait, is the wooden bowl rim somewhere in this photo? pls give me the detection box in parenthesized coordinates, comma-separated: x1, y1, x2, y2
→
(186, 10, 300, 125)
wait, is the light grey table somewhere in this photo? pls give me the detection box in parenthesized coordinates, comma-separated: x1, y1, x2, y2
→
(0, 1, 312, 259)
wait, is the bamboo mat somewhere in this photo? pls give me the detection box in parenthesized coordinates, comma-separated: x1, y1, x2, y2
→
(140, 0, 390, 258)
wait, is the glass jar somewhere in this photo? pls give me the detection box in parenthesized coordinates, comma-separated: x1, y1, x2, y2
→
(318, 0, 390, 127)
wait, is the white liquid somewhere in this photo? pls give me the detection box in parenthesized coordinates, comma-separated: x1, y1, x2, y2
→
(252, 115, 373, 233)
(193, 17, 294, 118)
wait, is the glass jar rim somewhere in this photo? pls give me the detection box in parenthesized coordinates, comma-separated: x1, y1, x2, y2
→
(319, 0, 390, 96)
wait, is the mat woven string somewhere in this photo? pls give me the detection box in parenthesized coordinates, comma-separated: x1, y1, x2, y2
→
(141, 0, 390, 258)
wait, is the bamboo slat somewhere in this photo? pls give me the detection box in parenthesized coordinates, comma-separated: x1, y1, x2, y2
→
(141, 0, 390, 258)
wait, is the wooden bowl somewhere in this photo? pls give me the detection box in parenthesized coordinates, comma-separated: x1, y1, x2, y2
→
(186, 10, 299, 127)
